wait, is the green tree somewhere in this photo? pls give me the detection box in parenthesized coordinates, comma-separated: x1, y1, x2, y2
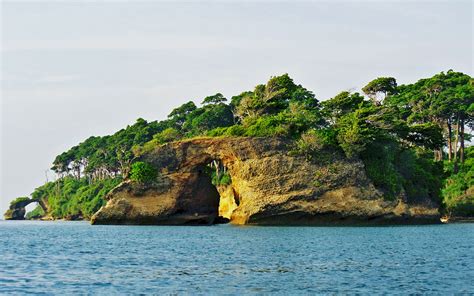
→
(189, 104, 234, 134)
(362, 77, 397, 105)
(443, 146, 474, 216)
(202, 93, 227, 105)
(153, 127, 181, 144)
(322, 91, 365, 124)
(235, 74, 299, 120)
(387, 70, 473, 163)
(168, 101, 197, 127)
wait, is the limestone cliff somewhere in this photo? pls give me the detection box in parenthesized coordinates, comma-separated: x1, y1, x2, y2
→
(91, 137, 440, 225)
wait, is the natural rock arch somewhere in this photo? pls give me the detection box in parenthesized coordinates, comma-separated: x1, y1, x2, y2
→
(91, 137, 252, 225)
(91, 137, 440, 225)
(4, 197, 48, 220)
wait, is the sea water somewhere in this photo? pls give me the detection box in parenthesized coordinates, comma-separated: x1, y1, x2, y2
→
(0, 221, 472, 294)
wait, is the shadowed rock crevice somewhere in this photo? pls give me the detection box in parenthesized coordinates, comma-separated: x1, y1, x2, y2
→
(91, 137, 440, 225)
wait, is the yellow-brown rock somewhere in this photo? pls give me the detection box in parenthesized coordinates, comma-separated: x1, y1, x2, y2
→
(91, 137, 440, 225)
(217, 185, 238, 219)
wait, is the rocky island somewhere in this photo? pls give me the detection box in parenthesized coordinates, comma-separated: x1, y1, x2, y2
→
(5, 72, 473, 225)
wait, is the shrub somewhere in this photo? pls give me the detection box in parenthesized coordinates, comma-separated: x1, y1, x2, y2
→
(295, 130, 325, 160)
(207, 127, 227, 137)
(361, 142, 401, 200)
(30, 176, 122, 219)
(203, 164, 232, 186)
(207, 125, 246, 137)
(360, 142, 443, 203)
(129, 161, 157, 184)
(153, 128, 181, 144)
(213, 171, 232, 186)
(243, 115, 287, 137)
(26, 205, 45, 219)
(397, 149, 442, 204)
(442, 146, 474, 216)
(224, 125, 246, 136)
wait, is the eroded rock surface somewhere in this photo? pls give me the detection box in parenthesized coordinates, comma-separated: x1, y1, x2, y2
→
(4, 207, 26, 220)
(91, 137, 440, 225)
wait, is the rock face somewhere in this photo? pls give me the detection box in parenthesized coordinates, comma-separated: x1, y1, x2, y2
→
(91, 137, 440, 225)
(4, 207, 26, 220)
(217, 185, 238, 220)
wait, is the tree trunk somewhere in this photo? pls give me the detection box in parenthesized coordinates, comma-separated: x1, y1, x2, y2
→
(460, 118, 465, 163)
(453, 115, 459, 161)
(447, 119, 452, 162)
(433, 149, 442, 161)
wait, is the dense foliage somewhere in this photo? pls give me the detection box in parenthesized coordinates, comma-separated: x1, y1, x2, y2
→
(25, 205, 45, 220)
(30, 177, 121, 219)
(129, 162, 157, 184)
(21, 71, 473, 219)
(443, 146, 474, 217)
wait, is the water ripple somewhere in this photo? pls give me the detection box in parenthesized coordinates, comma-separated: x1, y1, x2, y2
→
(0, 221, 473, 294)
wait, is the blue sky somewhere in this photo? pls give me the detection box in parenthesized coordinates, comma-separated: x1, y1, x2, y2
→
(1, 0, 472, 215)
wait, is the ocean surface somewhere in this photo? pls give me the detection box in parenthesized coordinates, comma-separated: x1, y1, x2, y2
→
(0, 221, 472, 294)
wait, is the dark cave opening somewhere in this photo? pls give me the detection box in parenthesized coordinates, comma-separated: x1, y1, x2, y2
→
(198, 159, 238, 224)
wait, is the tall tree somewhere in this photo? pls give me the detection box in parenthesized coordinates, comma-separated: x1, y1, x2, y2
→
(385, 71, 473, 162)
(362, 77, 397, 105)
(168, 101, 197, 128)
(202, 93, 227, 105)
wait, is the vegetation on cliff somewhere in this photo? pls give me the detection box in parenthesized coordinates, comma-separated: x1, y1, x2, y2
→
(28, 177, 121, 219)
(25, 205, 45, 220)
(443, 146, 474, 217)
(10, 70, 473, 220)
(129, 161, 158, 184)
